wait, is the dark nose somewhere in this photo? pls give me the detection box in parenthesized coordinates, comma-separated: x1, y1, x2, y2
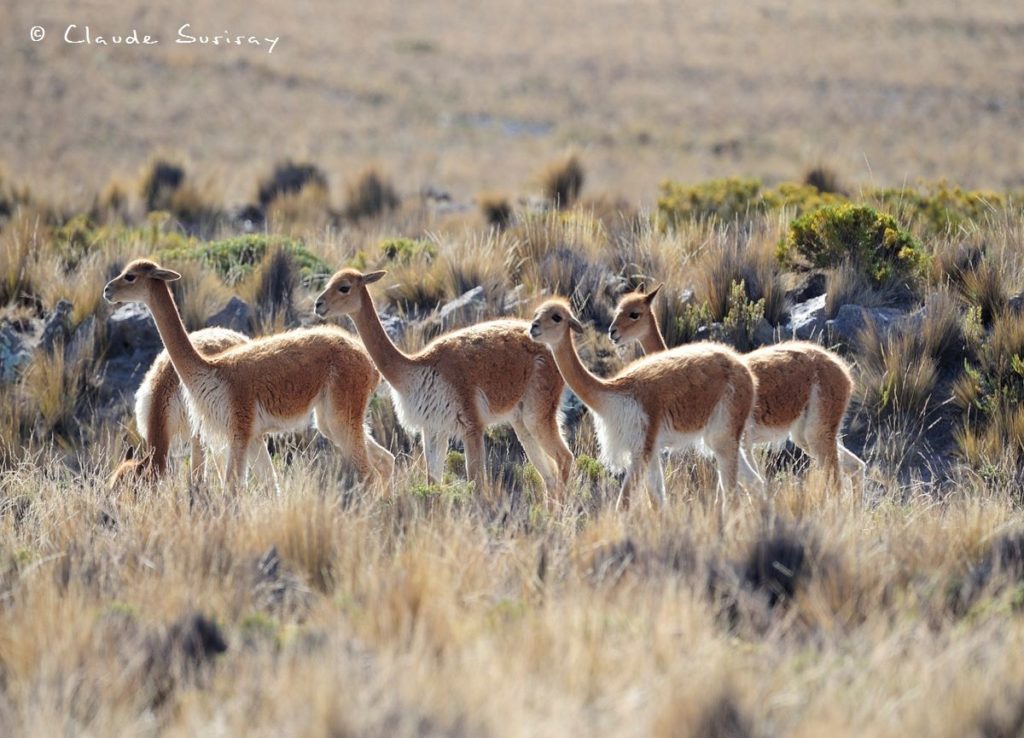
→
(609, 327, 619, 339)
(314, 299, 324, 315)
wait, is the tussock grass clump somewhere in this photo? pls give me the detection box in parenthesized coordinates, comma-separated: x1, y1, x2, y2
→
(343, 167, 400, 221)
(953, 310, 1024, 473)
(257, 160, 329, 208)
(138, 159, 222, 235)
(691, 236, 787, 326)
(0, 165, 33, 221)
(856, 323, 940, 424)
(140, 160, 185, 213)
(539, 153, 585, 209)
(802, 164, 847, 195)
(249, 247, 299, 331)
(478, 192, 513, 229)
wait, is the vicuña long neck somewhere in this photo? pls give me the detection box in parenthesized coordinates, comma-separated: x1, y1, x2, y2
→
(145, 282, 211, 384)
(350, 289, 414, 388)
(551, 335, 611, 414)
(640, 317, 668, 354)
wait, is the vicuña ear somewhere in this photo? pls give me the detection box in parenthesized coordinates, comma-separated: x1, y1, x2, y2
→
(644, 283, 663, 304)
(363, 270, 387, 285)
(636, 281, 646, 294)
(151, 268, 182, 282)
(568, 315, 585, 334)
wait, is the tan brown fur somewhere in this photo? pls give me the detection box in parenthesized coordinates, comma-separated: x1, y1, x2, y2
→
(531, 298, 764, 508)
(104, 260, 394, 493)
(108, 327, 249, 489)
(610, 287, 866, 488)
(315, 268, 571, 497)
(109, 327, 248, 489)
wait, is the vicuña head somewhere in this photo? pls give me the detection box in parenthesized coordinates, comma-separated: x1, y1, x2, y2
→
(608, 283, 663, 351)
(314, 268, 386, 319)
(104, 259, 181, 304)
(528, 298, 585, 345)
(315, 267, 573, 498)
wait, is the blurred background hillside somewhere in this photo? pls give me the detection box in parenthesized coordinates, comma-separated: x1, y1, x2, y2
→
(2, 0, 1022, 205)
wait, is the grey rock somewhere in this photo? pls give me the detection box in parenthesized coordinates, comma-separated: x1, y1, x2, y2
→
(96, 352, 155, 406)
(695, 322, 727, 343)
(379, 313, 406, 342)
(438, 286, 487, 328)
(106, 303, 161, 359)
(502, 284, 525, 313)
(786, 272, 827, 304)
(0, 321, 35, 383)
(826, 304, 908, 343)
(65, 315, 95, 365)
(783, 294, 828, 340)
(205, 296, 254, 336)
(101, 304, 164, 404)
(752, 318, 777, 347)
(40, 299, 74, 353)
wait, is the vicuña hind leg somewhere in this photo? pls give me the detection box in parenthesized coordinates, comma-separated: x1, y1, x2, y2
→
(365, 435, 395, 486)
(249, 438, 280, 497)
(325, 418, 374, 482)
(512, 418, 560, 499)
(224, 438, 249, 494)
(462, 427, 487, 491)
(534, 413, 573, 486)
(839, 442, 867, 490)
(422, 432, 445, 485)
(645, 455, 666, 508)
(189, 434, 206, 487)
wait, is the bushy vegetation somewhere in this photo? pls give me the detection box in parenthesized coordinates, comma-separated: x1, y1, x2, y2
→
(780, 203, 927, 287)
(657, 177, 844, 227)
(157, 235, 330, 285)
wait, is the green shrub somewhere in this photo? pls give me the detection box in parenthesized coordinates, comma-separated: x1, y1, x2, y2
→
(657, 177, 762, 226)
(779, 204, 926, 287)
(378, 237, 437, 263)
(870, 183, 1007, 236)
(157, 235, 330, 286)
(760, 182, 845, 216)
(721, 280, 767, 351)
(657, 178, 845, 228)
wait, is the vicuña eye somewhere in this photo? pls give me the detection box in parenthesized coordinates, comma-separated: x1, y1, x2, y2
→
(552, 314, 562, 323)
(339, 285, 350, 293)
(629, 312, 640, 319)
(124, 274, 136, 283)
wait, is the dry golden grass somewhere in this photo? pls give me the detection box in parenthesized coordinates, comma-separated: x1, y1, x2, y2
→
(3, 449, 1024, 736)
